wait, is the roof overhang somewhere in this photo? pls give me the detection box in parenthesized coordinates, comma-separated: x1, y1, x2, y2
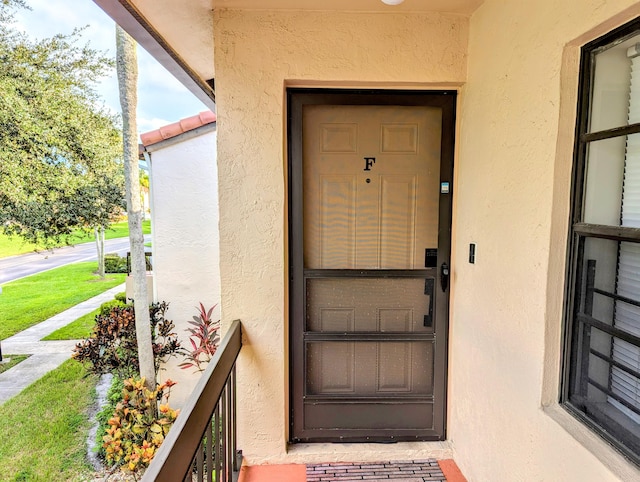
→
(140, 111, 217, 148)
(92, 0, 216, 109)
(93, 0, 484, 108)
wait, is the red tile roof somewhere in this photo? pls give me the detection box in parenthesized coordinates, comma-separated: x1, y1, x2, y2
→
(140, 111, 216, 146)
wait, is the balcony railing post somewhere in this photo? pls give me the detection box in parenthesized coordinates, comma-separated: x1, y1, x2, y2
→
(215, 402, 221, 478)
(231, 366, 237, 471)
(196, 440, 204, 482)
(226, 382, 233, 481)
(224, 386, 230, 481)
(206, 418, 214, 482)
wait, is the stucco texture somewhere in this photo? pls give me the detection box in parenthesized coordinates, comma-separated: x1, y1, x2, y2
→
(134, 0, 214, 80)
(213, 3, 640, 480)
(213, 8, 468, 465)
(452, 1, 640, 481)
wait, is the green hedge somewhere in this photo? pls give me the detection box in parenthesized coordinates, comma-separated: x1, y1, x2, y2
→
(104, 253, 127, 273)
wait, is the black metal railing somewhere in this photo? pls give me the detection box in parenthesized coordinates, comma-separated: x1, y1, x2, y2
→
(142, 319, 243, 482)
(126, 251, 153, 273)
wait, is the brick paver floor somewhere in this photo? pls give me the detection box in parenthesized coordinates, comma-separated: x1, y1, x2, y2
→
(306, 460, 446, 482)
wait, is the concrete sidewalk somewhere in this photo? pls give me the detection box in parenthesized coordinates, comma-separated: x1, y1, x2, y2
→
(0, 283, 125, 404)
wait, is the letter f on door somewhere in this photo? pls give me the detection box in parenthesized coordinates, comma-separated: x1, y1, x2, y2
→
(364, 157, 376, 171)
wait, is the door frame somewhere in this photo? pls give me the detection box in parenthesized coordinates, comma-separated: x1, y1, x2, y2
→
(287, 88, 456, 443)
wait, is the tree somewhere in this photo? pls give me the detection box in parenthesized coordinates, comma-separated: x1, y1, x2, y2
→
(116, 24, 155, 390)
(0, 1, 124, 249)
(0, 0, 25, 19)
(74, 109, 125, 277)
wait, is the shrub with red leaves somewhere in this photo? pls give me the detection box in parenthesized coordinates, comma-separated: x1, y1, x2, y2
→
(73, 301, 180, 378)
(179, 303, 221, 372)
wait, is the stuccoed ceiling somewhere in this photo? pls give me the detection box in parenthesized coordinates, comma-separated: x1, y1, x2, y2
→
(93, 0, 484, 108)
(212, 0, 483, 14)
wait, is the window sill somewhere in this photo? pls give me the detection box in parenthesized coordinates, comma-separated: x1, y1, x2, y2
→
(543, 403, 639, 481)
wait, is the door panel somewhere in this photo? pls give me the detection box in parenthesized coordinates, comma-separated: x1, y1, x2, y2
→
(304, 105, 441, 271)
(315, 176, 357, 269)
(306, 341, 434, 396)
(289, 90, 455, 442)
(379, 175, 417, 269)
(304, 401, 434, 431)
(306, 278, 433, 333)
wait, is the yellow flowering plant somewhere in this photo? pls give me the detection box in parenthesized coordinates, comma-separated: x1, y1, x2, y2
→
(102, 377, 179, 472)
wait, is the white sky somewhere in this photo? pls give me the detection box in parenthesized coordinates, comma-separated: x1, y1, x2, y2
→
(12, 0, 209, 135)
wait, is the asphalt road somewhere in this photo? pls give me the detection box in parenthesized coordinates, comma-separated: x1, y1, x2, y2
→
(0, 235, 151, 285)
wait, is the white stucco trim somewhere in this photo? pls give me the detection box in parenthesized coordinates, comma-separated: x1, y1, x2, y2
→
(146, 126, 220, 407)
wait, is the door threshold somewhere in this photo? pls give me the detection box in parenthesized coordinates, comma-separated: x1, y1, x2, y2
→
(285, 440, 453, 465)
(237, 459, 467, 482)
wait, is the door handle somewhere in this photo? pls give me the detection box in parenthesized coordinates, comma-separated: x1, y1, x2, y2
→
(440, 262, 449, 292)
(424, 278, 434, 327)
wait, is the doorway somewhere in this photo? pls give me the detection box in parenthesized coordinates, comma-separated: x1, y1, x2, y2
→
(288, 89, 456, 442)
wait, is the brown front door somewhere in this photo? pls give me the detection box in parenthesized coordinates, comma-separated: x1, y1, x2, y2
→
(289, 90, 455, 442)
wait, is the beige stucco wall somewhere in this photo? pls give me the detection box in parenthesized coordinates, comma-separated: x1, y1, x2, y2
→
(147, 128, 221, 408)
(451, 1, 640, 481)
(213, 8, 468, 465)
(212, 3, 640, 480)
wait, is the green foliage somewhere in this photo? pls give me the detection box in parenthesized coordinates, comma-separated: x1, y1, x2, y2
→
(180, 303, 221, 372)
(72, 301, 180, 378)
(139, 170, 149, 189)
(99, 298, 127, 316)
(102, 378, 179, 472)
(104, 251, 153, 273)
(0, 1, 27, 22)
(95, 376, 125, 461)
(0, 1, 124, 247)
(104, 253, 128, 273)
(114, 291, 127, 303)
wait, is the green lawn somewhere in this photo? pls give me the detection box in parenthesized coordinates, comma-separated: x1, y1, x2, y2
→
(0, 355, 29, 374)
(0, 360, 97, 481)
(0, 220, 151, 258)
(43, 308, 99, 341)
(0, 262, 125, 340)
(0, 236, 42, 259)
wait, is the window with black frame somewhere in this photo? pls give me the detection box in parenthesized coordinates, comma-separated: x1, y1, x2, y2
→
(564, 17, 640, 464)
